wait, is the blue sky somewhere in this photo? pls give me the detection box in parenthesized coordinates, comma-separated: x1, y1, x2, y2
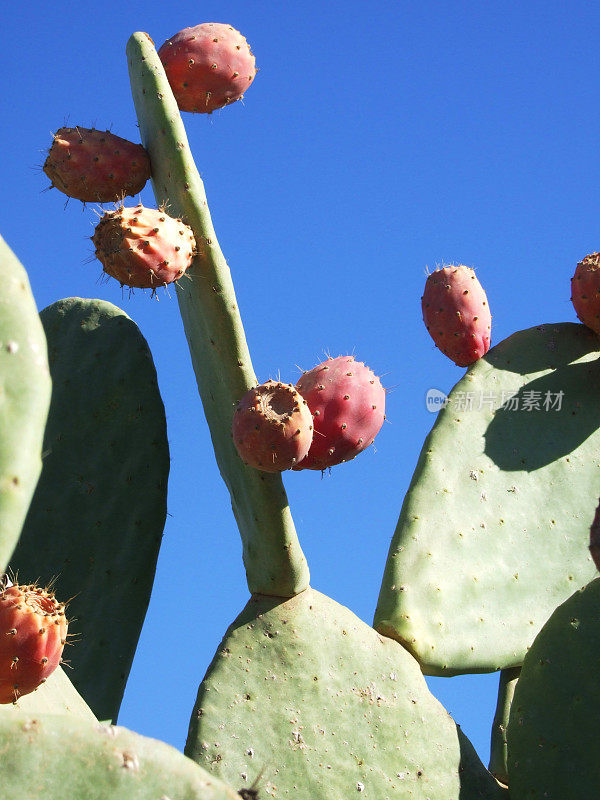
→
(3, 0, 599, 769)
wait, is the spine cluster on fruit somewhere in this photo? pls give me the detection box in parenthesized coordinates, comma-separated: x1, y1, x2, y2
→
(571, 252, 600, 334)
(158, 23, 257, 114)
(232, 381, 313, 472)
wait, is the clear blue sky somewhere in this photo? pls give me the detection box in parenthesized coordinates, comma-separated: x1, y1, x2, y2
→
(3, 0, 599, 768)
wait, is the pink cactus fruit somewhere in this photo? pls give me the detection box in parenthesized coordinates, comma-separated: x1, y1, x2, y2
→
(0, 583, 68, 704)
(91, 204, 197, 290)
(158, 22, 257, 114)
(43, 127, 151, 203)
(421, 265, 492, 367)
(232, 381, 313, 472)
(293, 356, 385, 471)
(571, 253, 600, 335)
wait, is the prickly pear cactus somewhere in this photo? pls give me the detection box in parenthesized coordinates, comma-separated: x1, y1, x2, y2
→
(507, 577, 600, 798)
(0, 236, 51, 573)
(375, 323, 600, 675)
(10, 298, 169, 723)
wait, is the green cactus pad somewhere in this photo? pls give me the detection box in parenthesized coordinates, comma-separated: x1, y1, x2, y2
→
(1, 666, 95, 720)
(10, 298, 169, 723)
(127, 31, 309, 597)
(0, 235, 51, 572)
(0, 711, 240, 799)
(507, 577, 600, 798)
(375, 323, 600, 675)
(186, 588, 506, 800)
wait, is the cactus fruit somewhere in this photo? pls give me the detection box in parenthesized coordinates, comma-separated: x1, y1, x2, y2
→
(293, 356, 385, 471)
(571, 252, 600, 335)
(422, 265, 492, 367)
(11, 298, 170, 723)
(0, 582, 67, 704)
(232, 381, 313, 472)
(92, 203, 196, 289)
(43, 127, 151, 203)
(158, 23, 257, 113)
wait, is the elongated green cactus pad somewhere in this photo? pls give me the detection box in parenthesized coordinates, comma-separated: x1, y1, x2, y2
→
(10, 298, 169, 723)
(507, 577, 600, 798)
(375, 323, 600, 675)
(0, 711, 240, 799)
(0, 235, 50, 572)
(186, 589, 506, 800)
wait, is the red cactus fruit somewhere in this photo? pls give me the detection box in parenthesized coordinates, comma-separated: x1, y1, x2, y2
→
(571, 253, 600, 335)
(92, 204, 196, 290)
(43, 127, 151, 203)
(421, 265, 492, 367)
(0, 582, 68, 704)
(232, 381, 313, 472)
(293, 356, 385, 471)
(158, 23, 257, 114)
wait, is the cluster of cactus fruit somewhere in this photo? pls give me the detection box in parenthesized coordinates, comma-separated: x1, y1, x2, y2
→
(233, 357, 386, 472)
(2, 17, 600, 800)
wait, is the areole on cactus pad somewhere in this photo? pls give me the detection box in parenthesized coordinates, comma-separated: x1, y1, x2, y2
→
(0, 581, 67, 704)
(92, 203, 197, 290)
(422, 265, 491, 367)
(43, 126, 151, 203)
(293, 355, 385, 470)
